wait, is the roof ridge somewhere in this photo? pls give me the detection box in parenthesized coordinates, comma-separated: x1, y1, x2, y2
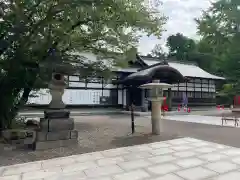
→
(139, 55, 198, 66)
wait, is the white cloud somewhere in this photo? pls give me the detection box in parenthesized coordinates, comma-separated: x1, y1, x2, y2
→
(138, 0, 213, 55)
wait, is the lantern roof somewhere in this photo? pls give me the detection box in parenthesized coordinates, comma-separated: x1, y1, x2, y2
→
(116, 64, 185, 86)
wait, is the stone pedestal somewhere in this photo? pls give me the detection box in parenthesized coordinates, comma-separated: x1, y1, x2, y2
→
(35, 114, 78, 150)
(34, 73, 78, 150)
(40, 117, 74, 132)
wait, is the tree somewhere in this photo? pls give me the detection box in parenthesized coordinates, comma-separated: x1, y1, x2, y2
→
(196, 0, 240, 103)
(150, 44, 167, 59)
(0, 0, 166, 130)
(186, 38, 219, 73)
(166, 33, 196, 61)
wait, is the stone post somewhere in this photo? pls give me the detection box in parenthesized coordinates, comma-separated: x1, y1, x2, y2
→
(151, 80, 162, 135)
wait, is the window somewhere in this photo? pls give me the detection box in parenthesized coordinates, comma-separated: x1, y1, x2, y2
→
(89, 78, 101, 83)
(189, 79, 194, 83)
(187, 91, 193, 98)
(202, 83, 208, 88)
(209, 80, 215, 85)
(195, 83, 201, 87)
(69, 76, 79, 82)
(173, 91, 180, 98)
(202, 79, 208, 84)
(195, 79, 201, 83)
(195, 92, 201, 98)
(202, 92, 209, 98)
(179, 87, 186, 91)
(179, 83, 186, 87)
(195, 87, 201, 91)
(69, 82, 85, 88)
(187, 83, 194, 87)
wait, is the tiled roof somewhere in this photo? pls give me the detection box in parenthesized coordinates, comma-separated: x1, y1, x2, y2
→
(140, 57, 225, 80)
(168, 62, 225, 80)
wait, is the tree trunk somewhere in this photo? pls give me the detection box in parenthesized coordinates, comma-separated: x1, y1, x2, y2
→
(0, 88, 22, 130)
(8, 87, 32, 128)
(0, 69, 37, 131)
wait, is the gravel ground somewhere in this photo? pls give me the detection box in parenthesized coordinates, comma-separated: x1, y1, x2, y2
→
(0, 115, 179, 167)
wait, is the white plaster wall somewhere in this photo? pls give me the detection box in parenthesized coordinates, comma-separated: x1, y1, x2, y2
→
(27, 89, 51, 105)
(68, 81, 117, 89)
(118, 89, 123, 104)
(27, 89, 111, 105)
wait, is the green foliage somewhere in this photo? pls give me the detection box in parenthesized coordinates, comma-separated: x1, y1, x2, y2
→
(196, 0, 240, 66)
(166, 33, 196, 61)
(196, 0, 240, 99)
(0, 0, 166, 130)
(151, 33, 217, 74)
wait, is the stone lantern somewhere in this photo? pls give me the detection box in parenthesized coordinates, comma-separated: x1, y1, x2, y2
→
(115, 61, 184, 135)
(35, 63, 78, 150)
(140, 80, 172, 135)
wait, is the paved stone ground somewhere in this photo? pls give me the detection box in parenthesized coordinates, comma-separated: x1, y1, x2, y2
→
(163, 115, 237, 127)
(2, 114, 240, 169)
(2, 137, 240, 180)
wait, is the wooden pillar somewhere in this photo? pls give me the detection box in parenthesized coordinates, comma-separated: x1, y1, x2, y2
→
(177, 81, 180, 106)
(122, 86, 124, 109)
(193, 78, 196, 98)
(167, 88, 172, 111)
(101, 77, 104, 96)
(185, 80, 188, 106)
(200, 79, 203, 99)
(129, 86, 135, 134)
(141, 89, 147, 112)
(116, 76, 119, 106)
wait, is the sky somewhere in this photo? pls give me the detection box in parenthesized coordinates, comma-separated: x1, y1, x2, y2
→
(138, 0, 214, 55)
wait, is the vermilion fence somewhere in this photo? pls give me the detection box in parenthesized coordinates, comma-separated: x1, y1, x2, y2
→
(234, 96, 240, 107)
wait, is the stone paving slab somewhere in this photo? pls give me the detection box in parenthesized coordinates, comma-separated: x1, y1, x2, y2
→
(1, 137, 240, 180)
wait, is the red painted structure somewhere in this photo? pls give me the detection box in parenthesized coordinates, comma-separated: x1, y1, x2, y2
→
(234, 96, 240, 107)
(217, 105, 224, 110)
(161, 97, 168, 111)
